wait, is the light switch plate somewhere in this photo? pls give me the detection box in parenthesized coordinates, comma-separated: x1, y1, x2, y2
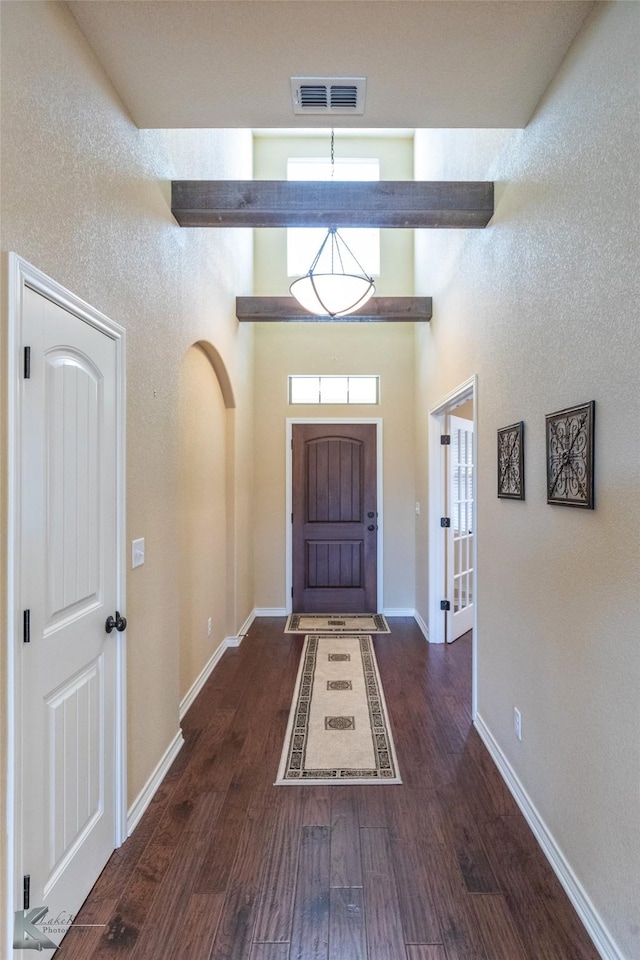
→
(132, 538, 145, 568)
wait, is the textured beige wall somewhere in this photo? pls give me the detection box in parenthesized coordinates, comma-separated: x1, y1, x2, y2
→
(253, 323, 416, 611)
(253, 134, 414, 296)
(178, 345, 229, 700)
(414, 4, 640, 955)
(0, 0, 255, 836)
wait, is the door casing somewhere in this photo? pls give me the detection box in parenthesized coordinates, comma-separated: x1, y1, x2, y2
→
(3, 253, 127, 955)
(286, 418, 383, 614)
(428, 376, 478, 716)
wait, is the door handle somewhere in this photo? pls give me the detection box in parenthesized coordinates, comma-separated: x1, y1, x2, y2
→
(105, 611, 127, 634)
(367, 524, 376, 531)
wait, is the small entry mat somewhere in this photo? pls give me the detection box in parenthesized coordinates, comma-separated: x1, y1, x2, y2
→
(285, 613, 390, 634)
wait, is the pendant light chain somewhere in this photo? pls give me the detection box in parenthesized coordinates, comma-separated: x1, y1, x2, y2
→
(330, 130, 335, 273)
(288, 127, 376, 317)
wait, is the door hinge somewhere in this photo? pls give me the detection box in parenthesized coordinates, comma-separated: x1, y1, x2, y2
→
(440, 600, 451, 611)
(440, 434, 450, 445)
(291, 512, 293, 524)
(23, 610, 31, 643)
(23, 874, 30, 911)
(291, 587, 293, 598)
(24, 346, 31, 380)
(440, 517, 451, 528)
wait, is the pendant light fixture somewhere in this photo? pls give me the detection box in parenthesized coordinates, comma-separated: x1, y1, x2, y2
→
(289, 132, 375, 317)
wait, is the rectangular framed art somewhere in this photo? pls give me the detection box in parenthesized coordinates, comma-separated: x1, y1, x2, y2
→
(545, 401, 595, 508)
(497, 421, 525, 499)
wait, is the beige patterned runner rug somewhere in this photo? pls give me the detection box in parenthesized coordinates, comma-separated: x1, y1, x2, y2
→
(284, 613, 390, 634)
(275, 634, 401, 785)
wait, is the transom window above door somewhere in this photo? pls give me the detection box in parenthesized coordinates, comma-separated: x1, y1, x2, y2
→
(287, 157, 380, 278)
(289, 375, 379, 405)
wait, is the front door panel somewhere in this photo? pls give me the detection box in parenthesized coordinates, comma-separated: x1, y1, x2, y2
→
(292, 424, 377, 612)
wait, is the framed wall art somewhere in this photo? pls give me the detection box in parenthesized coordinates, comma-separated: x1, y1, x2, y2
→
(545, 401, 595, 509)
(497, 421, 525, 499)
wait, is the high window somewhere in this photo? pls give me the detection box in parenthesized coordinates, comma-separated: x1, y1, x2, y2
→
(289, 375, 379, 405)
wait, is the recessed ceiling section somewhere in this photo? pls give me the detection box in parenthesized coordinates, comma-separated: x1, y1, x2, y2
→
(66, 1, 595, 129)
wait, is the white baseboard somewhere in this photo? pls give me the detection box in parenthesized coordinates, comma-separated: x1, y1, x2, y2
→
(179, 640, 227, 720)
(179, 628, 249, 720)
(380, 607, 430, 643)
(129, 623, 253, 837)
(413, 609, 430, 642)
(254, 607, 288, 617)
(475, 714, 623, 960)
(236, 609, 256, 639)
(127, 729, 184, 836)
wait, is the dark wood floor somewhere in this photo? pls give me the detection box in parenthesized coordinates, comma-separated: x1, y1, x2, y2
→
(56, 618, 599, 960)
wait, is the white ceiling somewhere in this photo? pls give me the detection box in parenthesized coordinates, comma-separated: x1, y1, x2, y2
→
(66, 1, 596, 130)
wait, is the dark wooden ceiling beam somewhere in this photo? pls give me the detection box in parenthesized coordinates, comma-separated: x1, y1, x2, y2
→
(236, 296, 432, 322)
(172, 180, 493, 228)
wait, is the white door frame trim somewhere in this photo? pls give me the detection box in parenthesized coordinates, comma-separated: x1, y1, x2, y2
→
(3, 253, 127, 951)
(428, 375, 478, 715)
(286, 418, 384, 614)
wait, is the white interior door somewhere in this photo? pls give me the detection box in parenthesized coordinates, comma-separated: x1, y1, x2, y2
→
(446, 414, 474, 642)
(17, 284, 122, 954)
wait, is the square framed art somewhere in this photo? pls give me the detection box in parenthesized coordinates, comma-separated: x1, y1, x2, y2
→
(497, 421, 525, 499)
(545, 401, 595, 508)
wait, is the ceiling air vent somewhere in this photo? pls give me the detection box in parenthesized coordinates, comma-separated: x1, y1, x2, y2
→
(291, 77, 366, 115)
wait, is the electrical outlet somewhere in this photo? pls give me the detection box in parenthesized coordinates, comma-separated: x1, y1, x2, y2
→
(514, 707, 522, 741)
(207, 617, 212, 637)
(415, 501, 421, 515)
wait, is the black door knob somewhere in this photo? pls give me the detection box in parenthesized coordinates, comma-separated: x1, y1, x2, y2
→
(367, 524, 376, 531)
(367, 511, 375, 518)
(105, 611, 127, 634)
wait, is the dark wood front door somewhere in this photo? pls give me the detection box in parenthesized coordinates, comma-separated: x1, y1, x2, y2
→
(292, 423, 377, 613)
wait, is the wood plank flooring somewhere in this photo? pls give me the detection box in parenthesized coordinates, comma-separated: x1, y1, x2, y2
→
(56, 618, 600, 960)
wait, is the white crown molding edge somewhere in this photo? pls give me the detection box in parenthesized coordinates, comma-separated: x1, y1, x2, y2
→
(475, 713, 623, 960)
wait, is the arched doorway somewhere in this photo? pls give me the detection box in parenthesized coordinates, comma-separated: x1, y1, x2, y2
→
(177, 342, 234, 707)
